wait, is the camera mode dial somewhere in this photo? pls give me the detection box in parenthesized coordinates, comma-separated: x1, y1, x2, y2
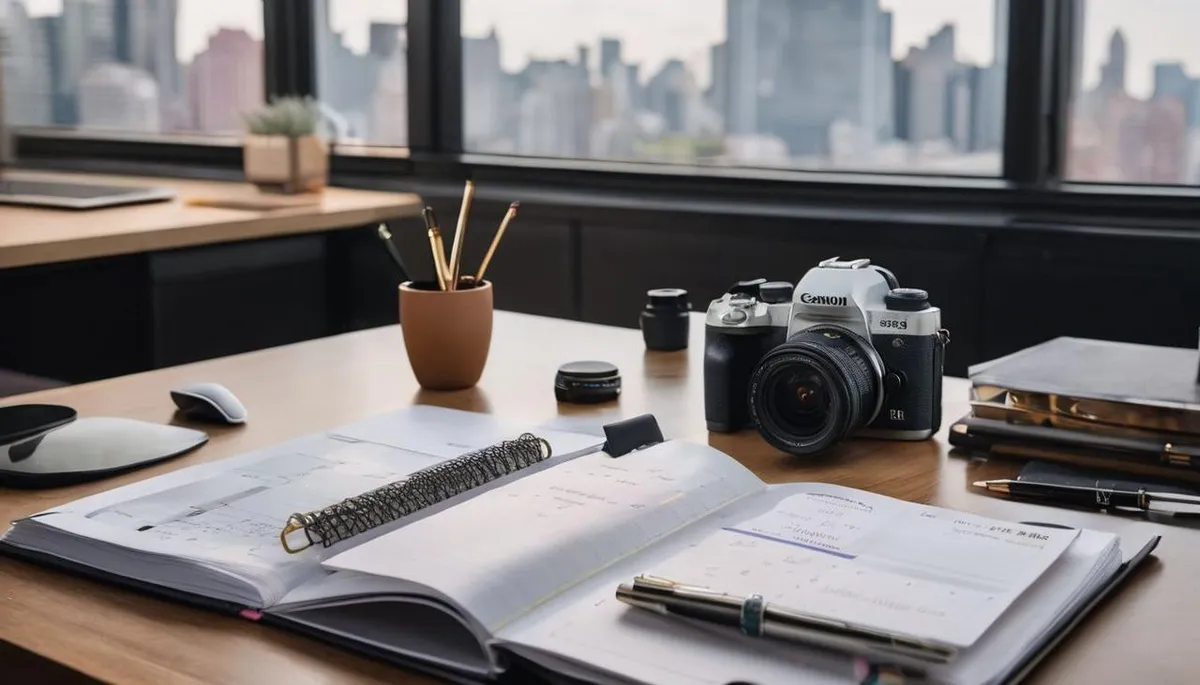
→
(884, 288, 930, 311)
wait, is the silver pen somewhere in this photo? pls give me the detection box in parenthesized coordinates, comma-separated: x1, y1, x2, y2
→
(616, 575, 955, 676)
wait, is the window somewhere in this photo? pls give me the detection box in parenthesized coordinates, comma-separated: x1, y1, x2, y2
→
(1, 0, 265, 136)
(314, 0, 408, 147)
(1066, 0, 1200, 185)
(460, 0, 1005, 175)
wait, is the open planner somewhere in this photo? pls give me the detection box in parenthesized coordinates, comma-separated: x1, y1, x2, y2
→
(1, 406, 1159, 685)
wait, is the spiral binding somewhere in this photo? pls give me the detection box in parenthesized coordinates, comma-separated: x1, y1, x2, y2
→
(280, 432, 552, 553)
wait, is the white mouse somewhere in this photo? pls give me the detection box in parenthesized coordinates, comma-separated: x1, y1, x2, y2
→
(170, 382, 247, 425)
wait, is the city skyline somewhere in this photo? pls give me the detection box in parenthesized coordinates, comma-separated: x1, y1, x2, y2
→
(3, 0, 1200, 184)
(12, 0, 1200, 99)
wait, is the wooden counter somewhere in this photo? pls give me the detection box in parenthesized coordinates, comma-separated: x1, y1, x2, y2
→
(0, 312, 1188, 684)
(0, 170, 423, 268)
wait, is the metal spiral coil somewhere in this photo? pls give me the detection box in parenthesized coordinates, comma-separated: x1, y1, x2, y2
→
(281, 432, 552, 552)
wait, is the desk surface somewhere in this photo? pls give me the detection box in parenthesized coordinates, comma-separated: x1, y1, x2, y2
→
(0, 312, 1187, 685)
(0, 170, 423, 269)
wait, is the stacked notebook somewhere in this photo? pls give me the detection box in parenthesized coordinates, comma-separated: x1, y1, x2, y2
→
(953, 337, 1200, 484)
(1, 405, 1158, 685)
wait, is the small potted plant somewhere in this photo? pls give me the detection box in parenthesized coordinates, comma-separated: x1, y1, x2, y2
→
(242, 96, 328, 194)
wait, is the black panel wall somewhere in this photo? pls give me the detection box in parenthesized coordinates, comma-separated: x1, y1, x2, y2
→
(149, 235, 330, 367)
(578, 215, 988, 377)
(0, 254, 150, 384)
(982, 225, 1200, 362)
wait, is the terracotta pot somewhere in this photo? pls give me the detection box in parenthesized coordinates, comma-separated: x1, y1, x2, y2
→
(399, 280, 493, 391)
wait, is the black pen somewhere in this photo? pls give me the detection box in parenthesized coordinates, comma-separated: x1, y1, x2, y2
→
(974, 479, 1200, 515)
(376, 223, 410, 282)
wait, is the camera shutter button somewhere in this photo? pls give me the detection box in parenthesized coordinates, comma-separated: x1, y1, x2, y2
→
(885, 288, 930, 311)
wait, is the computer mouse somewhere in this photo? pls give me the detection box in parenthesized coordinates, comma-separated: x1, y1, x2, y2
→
(0, 416, 207, 488)
(170, 382, 247, 425)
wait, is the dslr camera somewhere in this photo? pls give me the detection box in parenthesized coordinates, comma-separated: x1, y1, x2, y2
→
(704, 257, 949, 456)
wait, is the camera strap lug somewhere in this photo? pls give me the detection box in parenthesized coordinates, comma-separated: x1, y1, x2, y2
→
(937, 328, 951, 347)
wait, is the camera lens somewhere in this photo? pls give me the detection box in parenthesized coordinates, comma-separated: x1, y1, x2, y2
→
(747, 325, 883, 456)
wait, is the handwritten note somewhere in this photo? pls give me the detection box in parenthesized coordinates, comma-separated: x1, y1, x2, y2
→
(647, 488, 1080, 647)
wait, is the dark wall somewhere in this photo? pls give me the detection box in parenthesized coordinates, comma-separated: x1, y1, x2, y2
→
(3, 196, 1198, 387)
(339, 191, 1200, 379)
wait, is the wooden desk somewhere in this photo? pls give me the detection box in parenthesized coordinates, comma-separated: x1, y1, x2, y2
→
(0, 170, 422, 268)
(0, 312, 1187, 684)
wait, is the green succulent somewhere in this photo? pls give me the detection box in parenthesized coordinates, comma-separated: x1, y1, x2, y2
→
(244, 96, 322, 137)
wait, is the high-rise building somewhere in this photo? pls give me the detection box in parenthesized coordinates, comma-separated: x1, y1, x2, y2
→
(313, 0, 383, 141)
(876, 10, 894, 141)
(517, 59, 590, 157)
(1153, 62, 1190, 103)
(708, 42, 728, 130)
(78, 62, 160, 132)
(724, 0, 891, 157)
(188, 28, 263, 134)
(58, 0, 119, 125)
(902, 24, 958, 145)
(113, 0, 180, 101)
(600, 38, 622, 81)
(464, 29, 503, 149)
(368, 22, 404, 59)
(1098, 30, 1127, 96)
(370, 47, 408, 146)
(1, 0, 53, 126)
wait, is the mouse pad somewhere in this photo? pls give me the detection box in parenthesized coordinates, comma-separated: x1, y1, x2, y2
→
(0, 415, 208, 489)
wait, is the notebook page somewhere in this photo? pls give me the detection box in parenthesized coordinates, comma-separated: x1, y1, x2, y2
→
(322, 440, 766, 632)
(645, 483, 1079, 647)
(499, 508, 1116, 685)
(499, 483, 1112, 685)
(2, 407, 601, 607)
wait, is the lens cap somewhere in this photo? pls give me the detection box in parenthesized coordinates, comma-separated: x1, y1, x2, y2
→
(555, 361, 622, 404)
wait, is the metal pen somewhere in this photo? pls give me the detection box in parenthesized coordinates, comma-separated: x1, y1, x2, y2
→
(616, 574, 955, 670)
(974, 478, 1200, 515)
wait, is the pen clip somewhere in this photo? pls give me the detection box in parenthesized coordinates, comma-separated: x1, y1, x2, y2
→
(632, 574, 683, 592)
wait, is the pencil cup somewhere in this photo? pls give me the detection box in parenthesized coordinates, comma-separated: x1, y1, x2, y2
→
(399, 280, 493, 391)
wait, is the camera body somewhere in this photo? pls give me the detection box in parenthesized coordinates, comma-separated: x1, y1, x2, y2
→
(704, 258, 948, 456)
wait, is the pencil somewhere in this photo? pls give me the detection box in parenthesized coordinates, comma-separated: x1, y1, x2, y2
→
(376, 224, 410, 283)
(422, 206, 450, 285)
(446, 180, 475, 291)
(427, 227, 448, 291)
(475, 202, 519, 283)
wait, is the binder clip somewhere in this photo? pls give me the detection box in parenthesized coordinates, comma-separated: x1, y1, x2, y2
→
(602, 414, 664, 457)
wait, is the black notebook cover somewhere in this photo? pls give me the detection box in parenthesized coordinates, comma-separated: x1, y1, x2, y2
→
(970, 337, 1200, 412)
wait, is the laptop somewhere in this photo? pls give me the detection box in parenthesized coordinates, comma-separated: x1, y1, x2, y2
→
(0, 178, 176, 210)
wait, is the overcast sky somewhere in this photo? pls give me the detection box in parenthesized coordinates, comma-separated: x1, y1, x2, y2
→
(14, 0, 1200, 99)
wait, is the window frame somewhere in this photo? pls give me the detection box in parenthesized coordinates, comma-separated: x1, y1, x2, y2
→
(10, 0, 1200, 222)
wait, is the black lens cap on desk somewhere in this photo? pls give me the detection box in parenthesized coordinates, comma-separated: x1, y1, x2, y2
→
(555, 361, 621, 404)
(0, 404, 77, 445)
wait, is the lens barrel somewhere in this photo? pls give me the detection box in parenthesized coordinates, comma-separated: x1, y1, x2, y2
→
(747, 325, 882, 456)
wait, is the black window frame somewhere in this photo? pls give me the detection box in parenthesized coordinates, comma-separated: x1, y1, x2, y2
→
(10, 0, 1200, 223)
